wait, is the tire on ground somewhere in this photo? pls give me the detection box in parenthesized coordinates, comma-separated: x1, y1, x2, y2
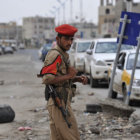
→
(90, 71, 98, 88)
(0, 105, 15, 123)
(86, 104, 102, 113)
(111, 90, 118, 99)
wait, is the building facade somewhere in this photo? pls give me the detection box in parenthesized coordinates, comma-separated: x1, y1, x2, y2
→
(98, 0, 140, 38)
(22, 16, 55, 47)
(0, 22, 22, 43)
(71, 22, 98, 39)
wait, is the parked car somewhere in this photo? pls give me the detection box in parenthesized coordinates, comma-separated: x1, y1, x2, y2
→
(108, 49, 140, 102)
(0, 46, 5, 54)
(19, 43, 25, 49)
(11, 43, 17, 51)
(69, 39, 93, 72)
(38, 46, 43, 60)
(41, 43, 52, 62)
(4, 46, 14, 54)
(0, 47, 2, 55)
(84, 38, 134, 87)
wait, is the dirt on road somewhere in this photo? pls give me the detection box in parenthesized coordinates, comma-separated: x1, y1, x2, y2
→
(0, 50, 140, 140)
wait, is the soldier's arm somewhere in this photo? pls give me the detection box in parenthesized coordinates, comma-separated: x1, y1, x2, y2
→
(42, 62, 77, 85)
(43, 73, 74, 85)
(72, 75, 88, 85)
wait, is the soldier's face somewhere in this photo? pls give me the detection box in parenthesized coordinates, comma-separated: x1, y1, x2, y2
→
(56, 36, 74, 51)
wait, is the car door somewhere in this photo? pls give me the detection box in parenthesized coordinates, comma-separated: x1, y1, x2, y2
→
(113, 52, 126, 93)
(85, 41, 95, 73)
(69, 42, 77, 67)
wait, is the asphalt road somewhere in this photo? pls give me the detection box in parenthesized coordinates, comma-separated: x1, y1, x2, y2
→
(17, 48, 140, 114)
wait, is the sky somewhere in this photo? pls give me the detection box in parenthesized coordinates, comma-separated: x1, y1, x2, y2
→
(0, 0, 100, 25)
(0, 0, 140, 26)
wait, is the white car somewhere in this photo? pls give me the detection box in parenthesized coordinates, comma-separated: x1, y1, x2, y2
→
(69, 39, 92, 72)
(84, 38, 134, 87)
(4, 46, 14, 54)
(38, 46, 43, 60)
(109, 49, 140, 101)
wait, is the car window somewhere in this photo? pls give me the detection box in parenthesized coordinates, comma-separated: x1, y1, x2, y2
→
(126, 53, 140, 70)
(77, 42, 91, 52)
(121, 44, 134, 50)
(95, 42, 117, 53)
(43, 44, 52, 50)
(95, 42, 133, 53)
(117, 53, 126, 70)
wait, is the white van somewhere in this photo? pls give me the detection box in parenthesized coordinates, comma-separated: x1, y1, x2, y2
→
(69, 39, 93, 72)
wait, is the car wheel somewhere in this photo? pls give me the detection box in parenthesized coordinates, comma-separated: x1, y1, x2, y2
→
(83, 62, 86, 74)
(122, 84, 127, 102)
(0, 105, 15, 123)
(111, 90, 118, 99)
(90, 71, 98, 88)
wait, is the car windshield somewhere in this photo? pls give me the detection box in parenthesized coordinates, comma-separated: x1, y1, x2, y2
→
(95, 42, 133, 53)
(126, 53, 140, 70)
(77, 42, 91, 52)
(43, 44, 52, 50)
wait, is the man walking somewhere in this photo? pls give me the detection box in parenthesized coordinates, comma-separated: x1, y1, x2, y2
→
(38, 24, 88, 140)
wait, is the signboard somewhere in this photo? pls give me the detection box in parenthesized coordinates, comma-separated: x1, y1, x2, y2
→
(117, 11, 140, 46)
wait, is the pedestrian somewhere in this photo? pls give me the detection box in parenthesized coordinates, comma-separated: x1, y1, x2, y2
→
(38, 24, 88, 140)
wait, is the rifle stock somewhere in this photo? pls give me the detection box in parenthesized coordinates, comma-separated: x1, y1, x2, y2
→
(48, 85, 71, 128)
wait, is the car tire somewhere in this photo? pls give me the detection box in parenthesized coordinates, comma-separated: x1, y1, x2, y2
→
(90, 71, 98, 88)
(0, 105, 15, 123)
(83, 62, 86, 74)
(86, 104, 102, 113)
(111, 90, 118, 99)
(122, 84, 127, 102)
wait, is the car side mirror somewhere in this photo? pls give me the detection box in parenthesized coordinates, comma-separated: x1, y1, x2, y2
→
(70, 49, 75, 53)
(86, 49, 92, 55)
(117, 63, 123, 69)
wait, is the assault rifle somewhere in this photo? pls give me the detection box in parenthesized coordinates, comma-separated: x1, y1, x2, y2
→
(48, 85, 71, 128)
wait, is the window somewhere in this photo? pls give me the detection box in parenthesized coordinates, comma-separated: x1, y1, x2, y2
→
(126, 53, 140, 70)
(106, 8, 110, 14)
(95, 42, 117, 53)
(77, 42, 91, 53)
(117, 53, 126, 70)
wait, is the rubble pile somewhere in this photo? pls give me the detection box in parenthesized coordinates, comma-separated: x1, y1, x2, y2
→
(78, 111, 140, 140)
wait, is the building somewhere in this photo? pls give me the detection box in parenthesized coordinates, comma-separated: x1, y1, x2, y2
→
(22, 16, 55, 47)
(98, 0, 140, 38)
(0, 22, 22, 43)
(71, 22, 98, 39)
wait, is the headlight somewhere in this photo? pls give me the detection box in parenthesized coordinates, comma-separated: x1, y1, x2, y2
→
(95, 60, 106, 66)
(76, 57, 84, 63)
(133, 80, 140, 86)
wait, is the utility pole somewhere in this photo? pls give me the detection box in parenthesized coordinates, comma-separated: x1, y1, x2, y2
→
(57, 0, 65, 24)
(70, 0, 73, 23)
(126, 0, 132, 12)
(80, 0, 83, 22)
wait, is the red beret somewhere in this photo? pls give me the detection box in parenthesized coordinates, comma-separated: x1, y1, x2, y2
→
(55, 24, 78, 36)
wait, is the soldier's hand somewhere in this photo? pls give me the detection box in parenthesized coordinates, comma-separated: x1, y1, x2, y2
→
(78, 75, 88, 85)
(67, 67, 77, 79)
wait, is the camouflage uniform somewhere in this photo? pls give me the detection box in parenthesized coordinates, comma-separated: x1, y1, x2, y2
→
(42, 45, 80, 140)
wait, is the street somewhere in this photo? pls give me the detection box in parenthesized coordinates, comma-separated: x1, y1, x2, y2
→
(0, 49, 140, 140)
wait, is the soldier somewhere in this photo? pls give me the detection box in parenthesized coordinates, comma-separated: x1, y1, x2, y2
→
(38, 24, 88, 140)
